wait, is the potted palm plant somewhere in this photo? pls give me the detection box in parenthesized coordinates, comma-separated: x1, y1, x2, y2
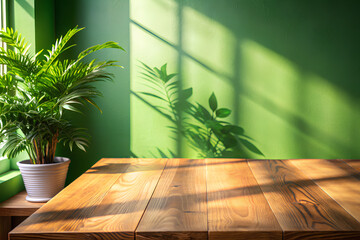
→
(0, 27, 124, 202)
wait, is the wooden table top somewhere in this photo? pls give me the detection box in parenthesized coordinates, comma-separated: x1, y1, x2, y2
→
(0, 191, 45, 216)
(9, 158, 360, 240)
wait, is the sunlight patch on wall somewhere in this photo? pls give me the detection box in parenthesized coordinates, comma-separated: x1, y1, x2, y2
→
(182, 6, 236, 78)
(239, 39, 358, 158)
(12, 0, 35, 54)
(130, 19, 179, 158)
(239, 40, 305, 158)
(242, 40, 300, 112)
(130, 0, 178, 45)
(302, 73, 358, 156)
(129, 1, 360, 159)
(180, 7, 240, 157)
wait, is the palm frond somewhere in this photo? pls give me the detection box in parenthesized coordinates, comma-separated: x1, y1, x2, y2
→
(0, 45, 38, 78)
(1, 131, 28, 159)
(0, 27, 124, 163)
(0, 28, 31, 54)
(59, 125, 90, 152)
(38, 26, 83, 75)
(78, 41, 125, 60)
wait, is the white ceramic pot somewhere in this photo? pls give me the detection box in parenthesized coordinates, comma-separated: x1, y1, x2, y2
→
(17, 157, 70, 202)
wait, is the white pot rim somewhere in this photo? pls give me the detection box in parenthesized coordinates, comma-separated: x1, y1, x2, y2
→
(17, 157, 70, 167)
(17, 156, 71, 202)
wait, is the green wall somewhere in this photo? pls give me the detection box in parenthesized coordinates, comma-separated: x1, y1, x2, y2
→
(55, 0, 360, 164)
(130, 0, 360, 159)
(8, 0, 35, 54)
(4, 0, 360, 185)
(54, 0, 130, 183)
(35, 0, 55, 53)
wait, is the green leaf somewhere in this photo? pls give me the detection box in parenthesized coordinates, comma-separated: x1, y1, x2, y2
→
(0, 26, 126, 163)
(0, 28, 30, 54)
(205, 120, 222, 131)
(83, 98, 102, 113)
(239, 138, 264, 156)
(78, 41, 125, 60)
(215, 108, 231, 118)
(39, 26, 84, 75)
(161, 63, 167, 77)
(223, 134, 237, 148)
(62, 104, 81, 113)
(166, 73, 177, 81)
(154, 67, 162, 78)
(209, 92, 217, 112)
(75, 141, 86, 152)
(228, 125, 244, 135)
(140, 92, 167, 102)
(181, 88, 193, 100)
(196, 104, 212, 121)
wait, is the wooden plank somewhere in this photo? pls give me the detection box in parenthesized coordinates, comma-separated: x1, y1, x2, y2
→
(285, 231, 360, 240)
(10, 158, 167, 240)
(9, 232, 132, 240)
(290, 159, 360, 223)
(206, 159, 282, 240)
(11, 158, 130, 234)
(344, 159, 360, 172)
(248, 160, 360, 240)
(136, 159, 207, 240)
(78, 158, 167, 234)
(0, 191, 44, 216)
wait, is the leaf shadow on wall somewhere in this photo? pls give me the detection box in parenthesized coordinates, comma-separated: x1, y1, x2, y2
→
(132, 62, 263, 159)
(131, 0, 360, 159)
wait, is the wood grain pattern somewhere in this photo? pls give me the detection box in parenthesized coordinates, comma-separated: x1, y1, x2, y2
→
(10, 232, 133, 240)
(0, 191, 44, 216)
(248, 159, 360, 239)
(9, 158, 360, 240)
(80, 158, 167, 233)
(290, 159, 360, 223)
(284, 231, 360, 240)
(10, 158, 167, 240)
(0, 191, 43, 240)
(11, 158, 130, 234)
(136, 159, 207, 240)
(206, 159, 282, 240)
(344, 159, 360, 172)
